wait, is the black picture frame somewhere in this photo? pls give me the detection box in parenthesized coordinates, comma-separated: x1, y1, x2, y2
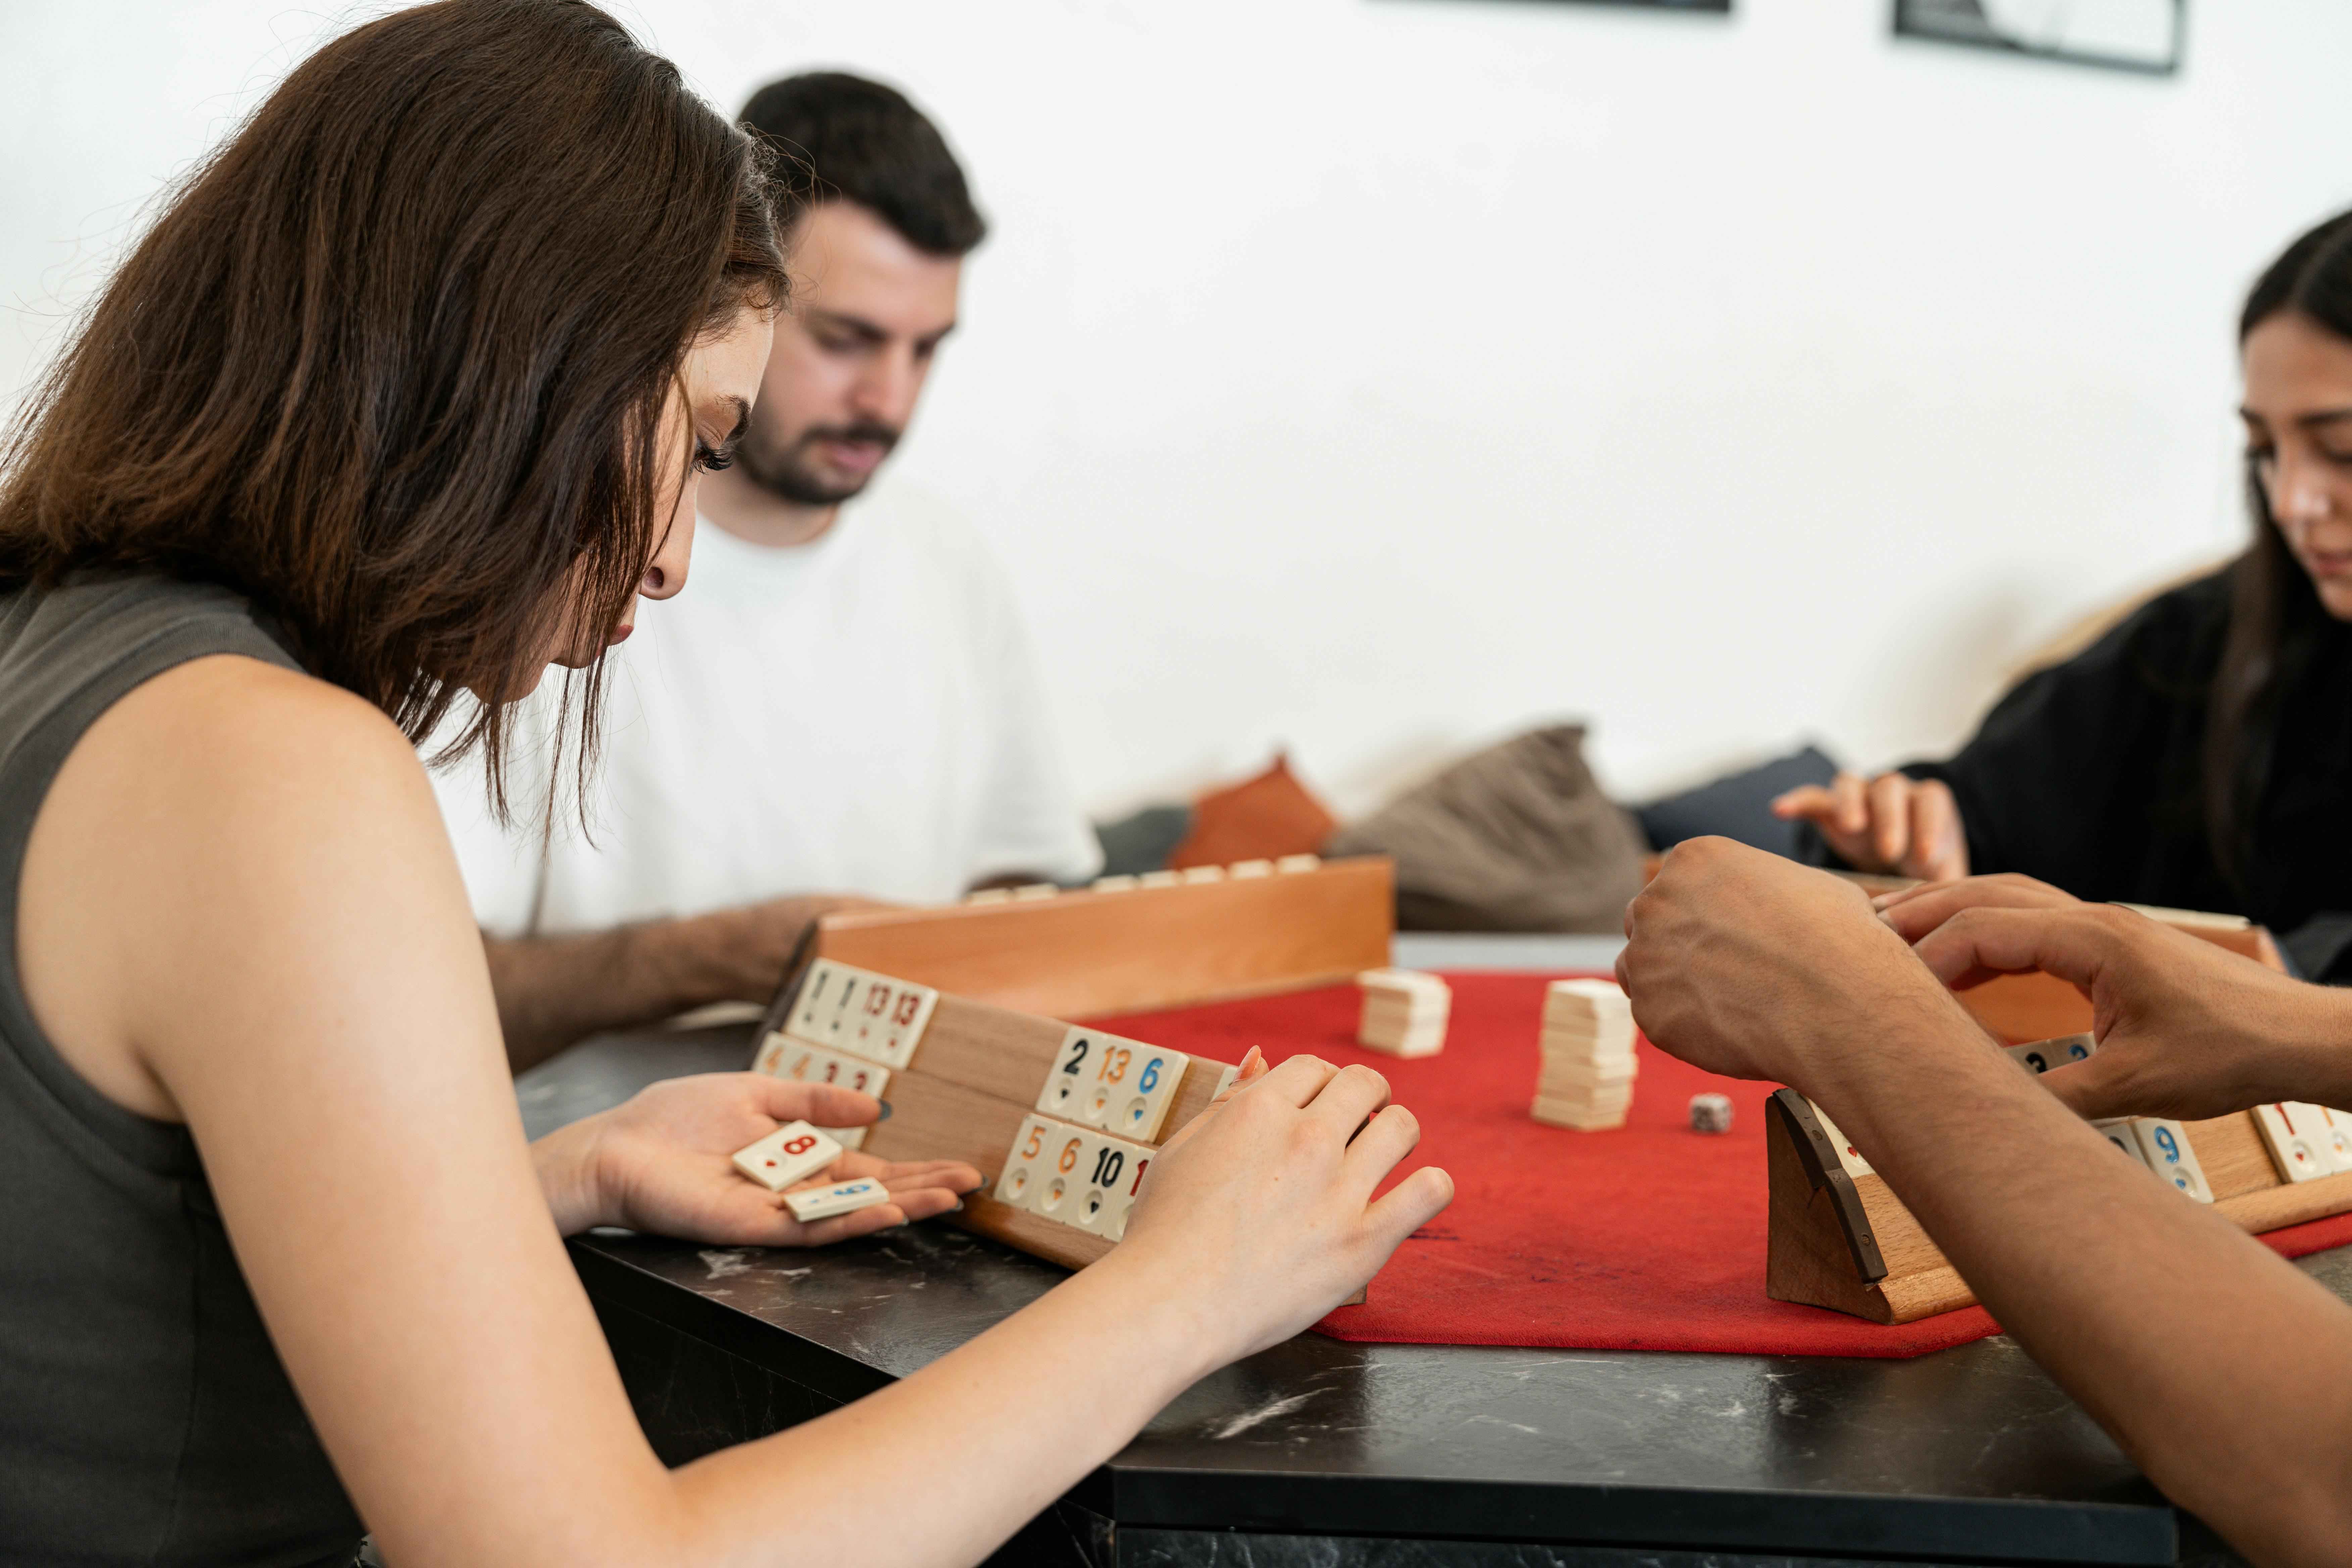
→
(1894, 0, 2184, 76)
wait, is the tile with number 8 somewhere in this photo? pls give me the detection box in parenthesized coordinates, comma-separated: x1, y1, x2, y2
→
(730, 1121, 843, 1192)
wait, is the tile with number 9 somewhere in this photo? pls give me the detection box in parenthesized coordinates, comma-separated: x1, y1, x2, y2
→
(2127, 1117, 2214, 1203)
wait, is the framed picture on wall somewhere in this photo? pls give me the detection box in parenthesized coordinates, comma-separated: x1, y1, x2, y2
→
(1894, 0, 2183, 75)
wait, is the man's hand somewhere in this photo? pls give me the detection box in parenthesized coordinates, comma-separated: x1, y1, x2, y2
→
(535, 1073, 981, 1243)
(1771, 771, 1968, 883)
(487, 893, 892, 1071)
(1616, 837, 1959, 1092)
(1909, 901, 2352, 1121)
(671, 893, 896, 1006)
(1872, 871, 2079, 943)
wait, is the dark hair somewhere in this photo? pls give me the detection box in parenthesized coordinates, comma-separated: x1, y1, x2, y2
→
(2203, 208, 2352, 886)
(739, 72, 986, 256)
(0, 0, 787, 811)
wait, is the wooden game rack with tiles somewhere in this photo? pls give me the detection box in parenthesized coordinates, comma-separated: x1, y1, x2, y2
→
(1766, 1069, 2352, 1326)
(753, 958, 1238, 1274)
(811, 854, 1393, 1020)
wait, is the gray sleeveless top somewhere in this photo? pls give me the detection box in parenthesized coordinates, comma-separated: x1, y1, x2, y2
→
(0, 576, 362, 1564)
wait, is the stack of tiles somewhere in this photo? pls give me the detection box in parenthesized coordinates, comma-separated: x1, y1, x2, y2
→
(1355, 969, 1450, 1058)
(1531, 979, 1637, 1130)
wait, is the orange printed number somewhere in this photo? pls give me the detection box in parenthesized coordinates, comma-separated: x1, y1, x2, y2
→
(1022, 1125, 1045, 1160)
(1057, 1137, 1082, 1174)
(1097, 1045, 1131, 1084)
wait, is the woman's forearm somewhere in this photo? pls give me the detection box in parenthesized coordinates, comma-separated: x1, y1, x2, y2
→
(669, 1245, 1224, 1568)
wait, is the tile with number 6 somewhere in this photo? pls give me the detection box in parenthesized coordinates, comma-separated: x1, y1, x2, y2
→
(1030, 1124, 1098, 1227)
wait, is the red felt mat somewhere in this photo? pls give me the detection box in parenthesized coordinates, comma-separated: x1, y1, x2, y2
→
(1101, 973, 2352, 1359)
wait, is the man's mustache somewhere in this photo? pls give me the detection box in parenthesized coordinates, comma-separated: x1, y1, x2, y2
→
(798, 422, 900, 454)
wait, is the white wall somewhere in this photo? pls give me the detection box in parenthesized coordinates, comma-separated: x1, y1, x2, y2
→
(9, 0, 2352, 817)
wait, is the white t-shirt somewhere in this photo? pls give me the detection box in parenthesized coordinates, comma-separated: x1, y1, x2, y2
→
(433, 484, 1101, 937)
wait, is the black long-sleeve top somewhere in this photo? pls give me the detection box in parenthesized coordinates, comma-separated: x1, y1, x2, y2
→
(1893, 569, 2352, 980)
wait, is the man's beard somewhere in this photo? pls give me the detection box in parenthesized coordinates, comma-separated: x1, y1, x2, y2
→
(738, 421, 901, 508)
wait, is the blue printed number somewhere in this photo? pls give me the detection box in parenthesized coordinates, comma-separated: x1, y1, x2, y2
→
(2152, 1126, 2182, 1164)
(1138, 1058, 1161, 1094)
(2066, 1042, 2091, 1061)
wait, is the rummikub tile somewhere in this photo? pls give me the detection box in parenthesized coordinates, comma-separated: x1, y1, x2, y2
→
(750, 1031, 791, 1077)
(1275, 853, 1322, 873)
(1356, 968, 1450, 1058)
(1094, 1040, 1190, 1141)
(994, 1115, 1059, 1210)
(1037, 1026, 1108, 1120)
(1228, 859, 1273, 878)
(1137, 870, 1181, 888)
(2006, 1034, 2096, 1076)
(1212, 1062, 1240, 1099)
(2092, 1118, 2151, 1167)
(2318, 1105, 2352, 1170)
(1530, 977, 1637, 1131)
(1808, 1102, 1873, 1179)
(730, 1122, 843, 1192)
(1090, 874, 1138, 892)
(2127, 1118, 2215, 1203)
(1074, 1134, 1143, 1235)
(1178, 865, 1225, 884)
(2254, 1103, 2337, 1183)
(1012, 882, 1059, 901)
(784, 1177, 892, 1223)
(825, 969, 934, 1070)
(1030, 1124, 1097, 1227)
(965, 886, 1012, 904)
(788, 959, 851, 1044)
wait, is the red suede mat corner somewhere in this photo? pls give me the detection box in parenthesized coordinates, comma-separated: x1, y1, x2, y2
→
(1098, 973, 2352, 1359)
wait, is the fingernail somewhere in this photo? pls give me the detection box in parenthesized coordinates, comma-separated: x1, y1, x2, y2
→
(949, 1198, 966, 1212)
(875, 1100, 893, 1122)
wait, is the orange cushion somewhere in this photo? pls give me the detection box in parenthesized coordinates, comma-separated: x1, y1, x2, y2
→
(1166, 754, 1339, 870)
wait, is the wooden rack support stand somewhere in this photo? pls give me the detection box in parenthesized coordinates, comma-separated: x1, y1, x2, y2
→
(813, 855, 1394, 1020)
(1766, 1088, 2352, 1324)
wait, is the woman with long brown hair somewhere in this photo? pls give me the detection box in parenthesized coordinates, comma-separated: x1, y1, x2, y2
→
(0, 4, 1450, 1563)
(1773, 209, 2352, 980)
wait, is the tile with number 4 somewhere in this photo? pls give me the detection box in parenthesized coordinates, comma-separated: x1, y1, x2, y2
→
(784, 1177, 893, 1223)
(731, 1122, 843, 1192)
(2127, 1118, 2214, 1203)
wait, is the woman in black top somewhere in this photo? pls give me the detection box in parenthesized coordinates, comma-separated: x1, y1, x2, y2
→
(1776, 209, 2352, 980)
(0, 4, 1449, 1563)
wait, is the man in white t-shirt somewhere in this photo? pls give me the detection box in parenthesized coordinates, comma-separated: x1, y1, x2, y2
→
(437, 72, 1099, 1067)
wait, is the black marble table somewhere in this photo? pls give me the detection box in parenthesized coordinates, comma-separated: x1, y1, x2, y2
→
(519, 938, 2326, 1568)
